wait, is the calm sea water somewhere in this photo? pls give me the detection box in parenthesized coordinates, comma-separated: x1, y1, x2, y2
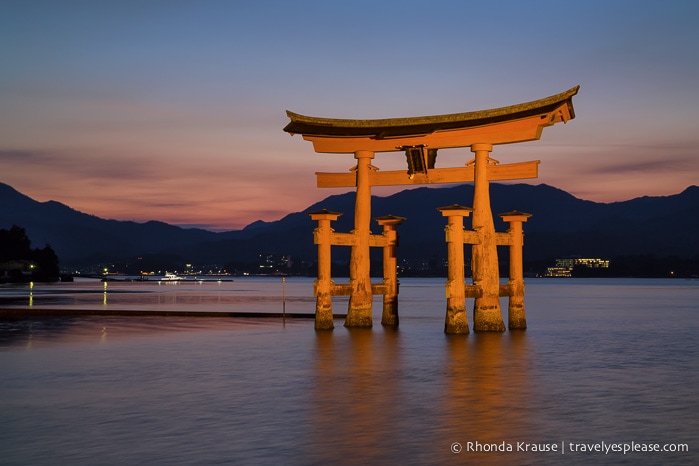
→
(1, 277, 697, 465)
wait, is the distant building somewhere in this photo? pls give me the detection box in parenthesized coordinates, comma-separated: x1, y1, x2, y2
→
(544, 266, 573, 278)
(544, 257, 610, 277)
(258, 253, 292, 275)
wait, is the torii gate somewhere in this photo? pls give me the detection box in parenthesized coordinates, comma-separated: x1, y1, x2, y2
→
(284, 86, 578, 332)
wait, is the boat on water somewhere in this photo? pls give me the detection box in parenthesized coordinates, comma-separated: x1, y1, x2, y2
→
(160, 272, 185, 281)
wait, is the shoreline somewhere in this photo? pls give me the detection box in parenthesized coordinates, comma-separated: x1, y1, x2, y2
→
(0, 308, 346, 319)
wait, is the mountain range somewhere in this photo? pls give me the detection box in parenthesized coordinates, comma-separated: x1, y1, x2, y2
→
(1, 181, 698, 271)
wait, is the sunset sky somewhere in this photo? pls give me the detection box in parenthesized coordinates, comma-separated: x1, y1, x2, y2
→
(2, 1, 698, 231)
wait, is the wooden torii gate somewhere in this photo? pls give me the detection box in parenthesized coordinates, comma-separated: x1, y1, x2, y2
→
(284, 86, 578, 332)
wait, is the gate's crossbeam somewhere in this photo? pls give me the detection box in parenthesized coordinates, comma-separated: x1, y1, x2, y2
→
(314, 231, 389, 248)
(316, 160, 539, 188)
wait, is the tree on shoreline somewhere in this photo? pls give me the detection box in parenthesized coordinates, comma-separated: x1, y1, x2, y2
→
(0, 225, 60, 282)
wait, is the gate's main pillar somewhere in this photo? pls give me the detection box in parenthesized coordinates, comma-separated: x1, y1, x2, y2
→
(470, 143, 506, 332)
(346, 150, 375, 328)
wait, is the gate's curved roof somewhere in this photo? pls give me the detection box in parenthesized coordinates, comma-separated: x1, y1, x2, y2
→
(284, 86, 578, 139)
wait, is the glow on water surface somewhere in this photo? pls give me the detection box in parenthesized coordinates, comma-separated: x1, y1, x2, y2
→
(0, 277, 697, 465)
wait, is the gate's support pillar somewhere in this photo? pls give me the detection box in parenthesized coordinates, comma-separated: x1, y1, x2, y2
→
(309, 209, 342, 330)
(376, 215, 405, 327)
(438, 205, 473, 334)
(499, 211, 532, 330)
(346, 150, 375, 327)
(470, 143, 506, 332)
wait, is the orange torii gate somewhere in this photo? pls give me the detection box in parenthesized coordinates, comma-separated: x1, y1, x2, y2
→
(284, 86, 578, 332)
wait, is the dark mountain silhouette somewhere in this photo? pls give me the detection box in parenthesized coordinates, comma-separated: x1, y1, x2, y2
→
(1, 181, 698, 270)
(0, 183, 245, 265)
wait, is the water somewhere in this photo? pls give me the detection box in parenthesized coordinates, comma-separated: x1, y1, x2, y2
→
(1, 277, 697, 465)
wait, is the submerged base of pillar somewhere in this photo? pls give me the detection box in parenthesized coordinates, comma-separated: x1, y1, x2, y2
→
(381, 298, 399, 327)
(473, 299, 506, 332)
(345, 307, 373, 328)
(444, 307, 469, 334)
(314, 299, 334, 331)
(507, 282, 526, 329)
(508, 301, 527, 330)
(346, 283, 373, 328)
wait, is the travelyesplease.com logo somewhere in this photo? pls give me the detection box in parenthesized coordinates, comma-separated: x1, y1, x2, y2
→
(450, 440, 689, 455)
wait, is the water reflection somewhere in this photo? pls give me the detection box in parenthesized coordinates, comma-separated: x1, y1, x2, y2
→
(0, 317, 254, 349)
(0, 318, 81, 348)
(441, 332, 537, 463)
(311, 328, 407, 463)
(309, 329, 543, 463)
(1, 279, 697, 464)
